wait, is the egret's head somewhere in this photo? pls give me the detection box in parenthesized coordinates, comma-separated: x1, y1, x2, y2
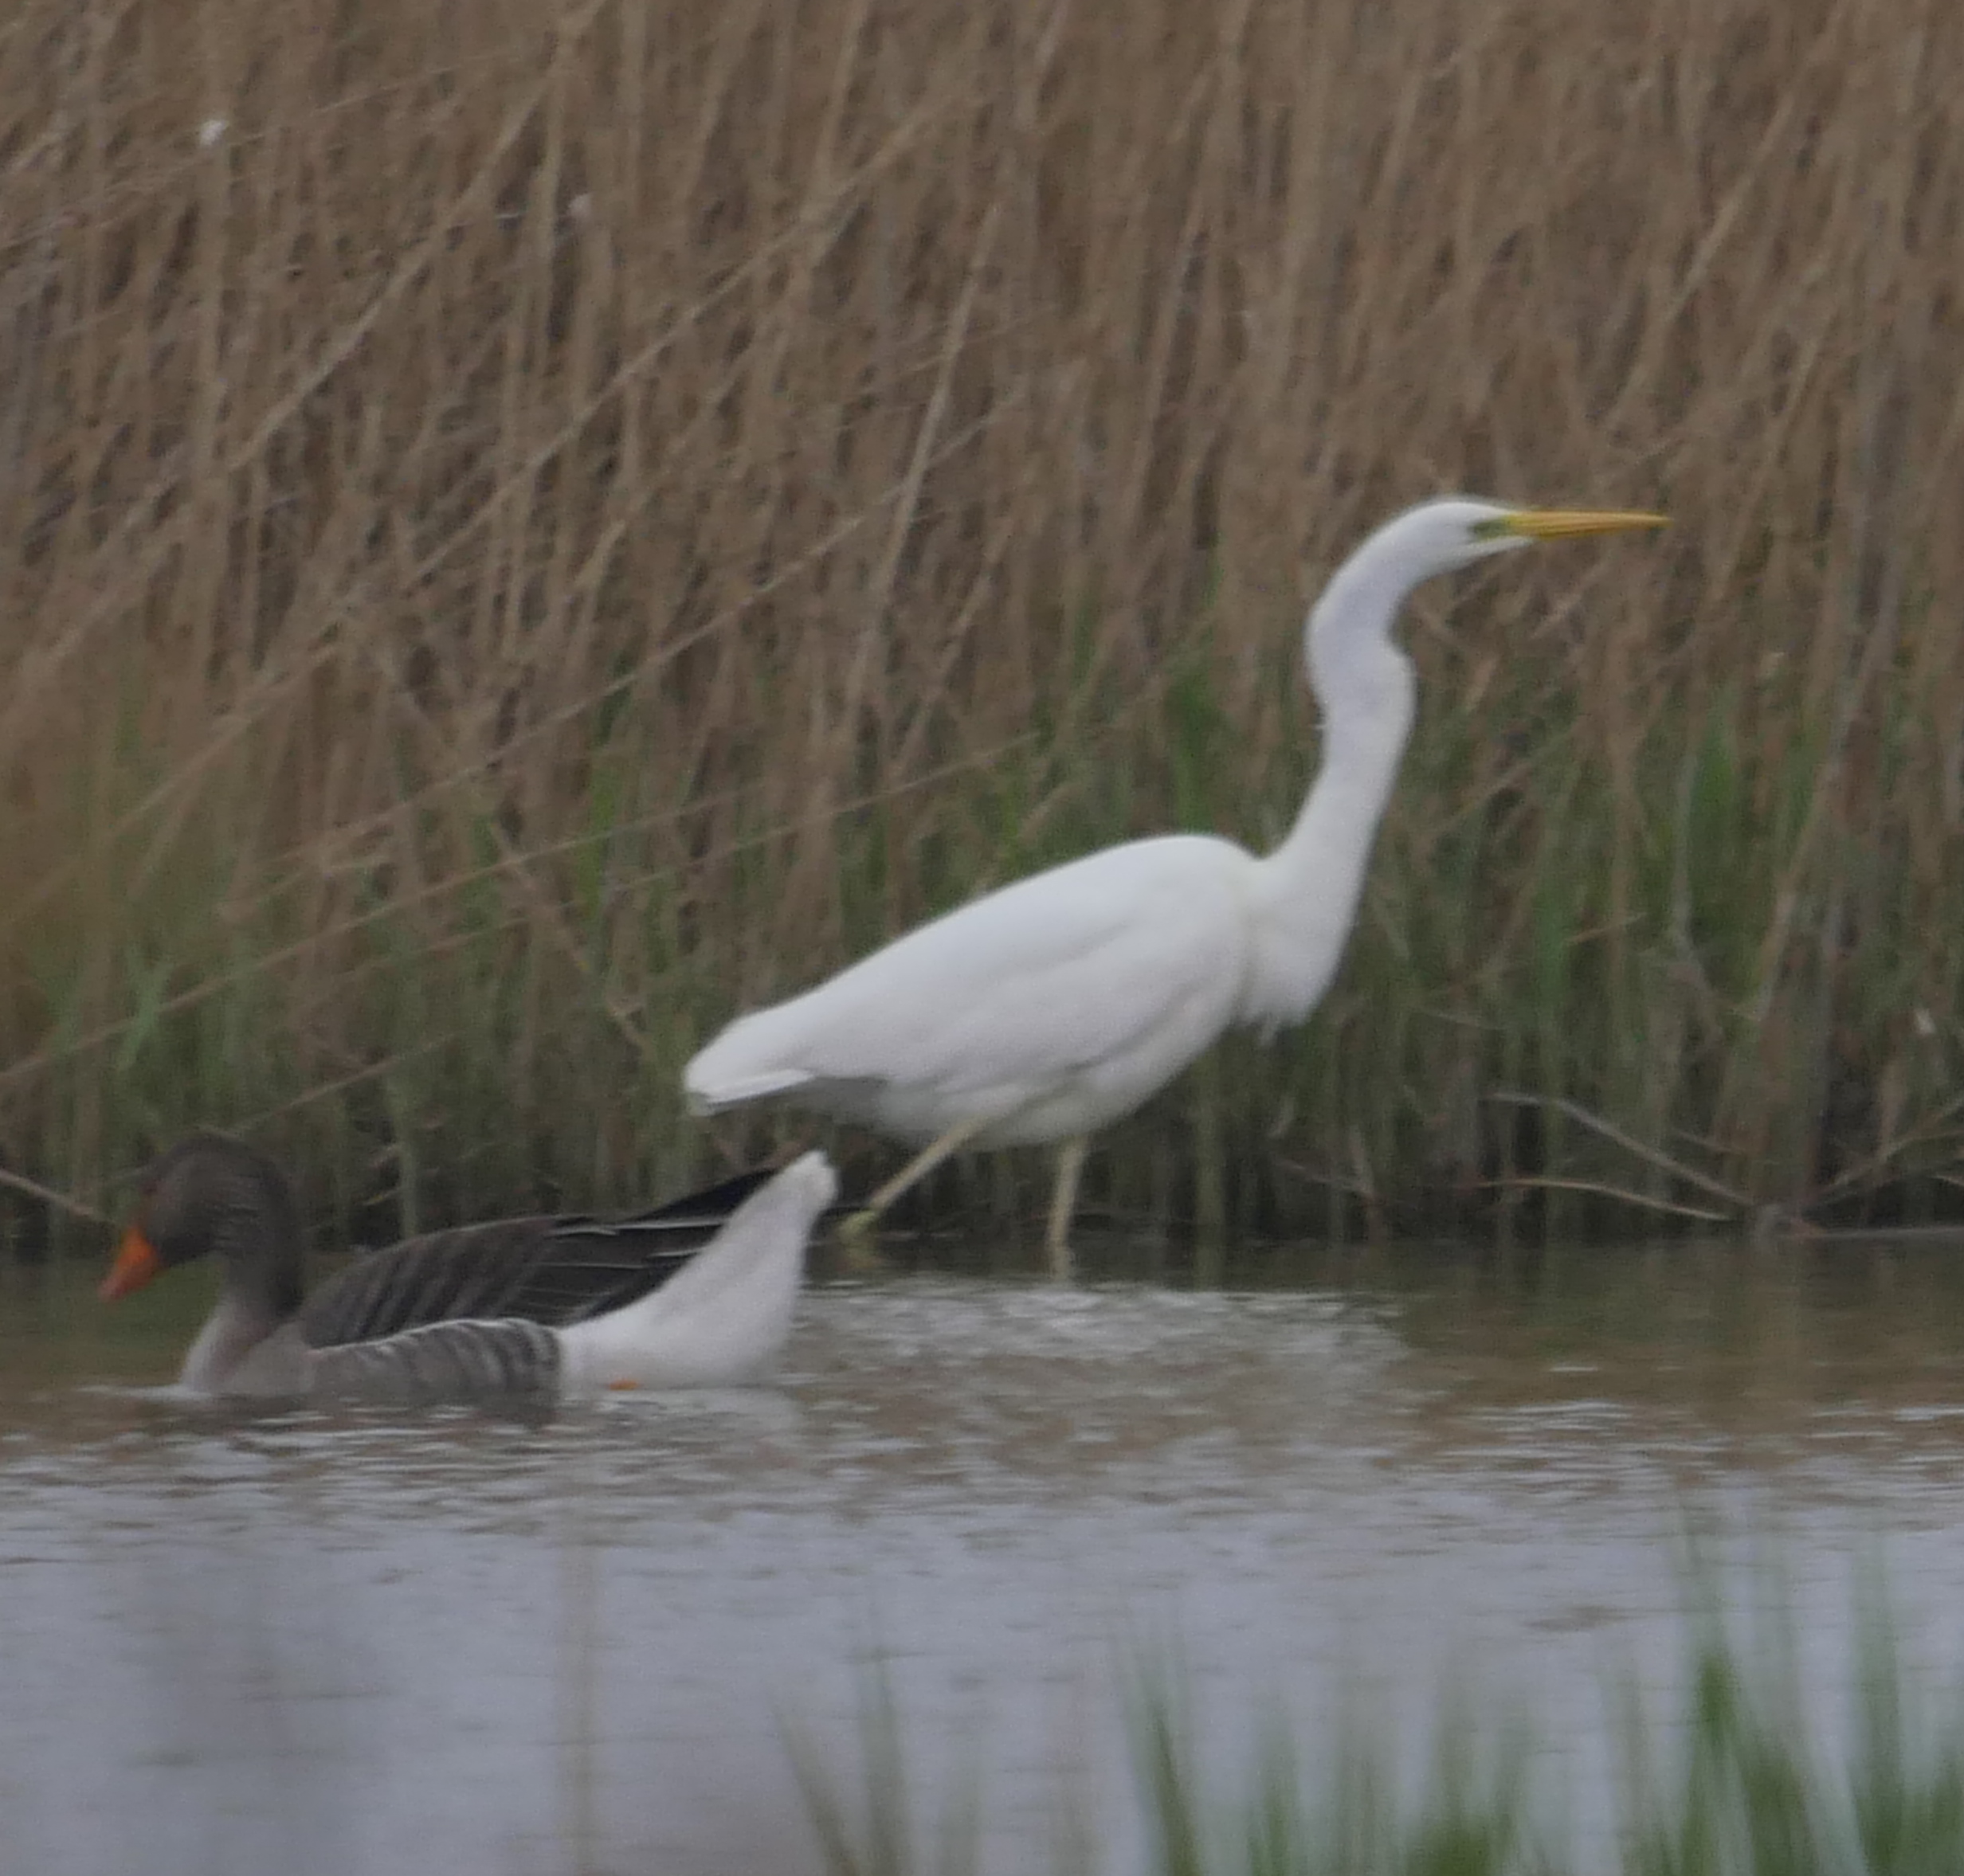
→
(1308, 496, 1669, 688)
(1382, 499, 1670, 577)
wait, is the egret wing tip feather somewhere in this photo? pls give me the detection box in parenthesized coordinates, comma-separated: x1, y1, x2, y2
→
(684, 1064, 817, 1110)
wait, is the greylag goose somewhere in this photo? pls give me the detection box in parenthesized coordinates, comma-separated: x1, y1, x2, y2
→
(100, 1134, 837, 1404)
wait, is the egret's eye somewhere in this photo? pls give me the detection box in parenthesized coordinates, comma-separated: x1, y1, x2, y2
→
(1468, 516, 1515, 541)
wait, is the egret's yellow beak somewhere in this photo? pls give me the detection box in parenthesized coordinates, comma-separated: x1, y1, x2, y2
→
(1502, 508, 1670, 540)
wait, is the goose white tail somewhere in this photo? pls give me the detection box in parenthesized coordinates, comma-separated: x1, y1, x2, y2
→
(558, 1151, 836, 1394)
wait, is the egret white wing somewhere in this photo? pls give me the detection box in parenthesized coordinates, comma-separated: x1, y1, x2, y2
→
(688, 835, 1255, 1115)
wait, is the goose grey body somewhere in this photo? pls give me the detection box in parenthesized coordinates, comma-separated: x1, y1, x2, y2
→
(300, 1165, 778, 1346)
(104, 1135, 836, 1407)
(181, 1304, 563, 1406)
(316, 1317, 563, 1406)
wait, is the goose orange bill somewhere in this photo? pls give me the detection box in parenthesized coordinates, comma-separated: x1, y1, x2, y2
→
(100, 1225, 162, 1301)
(1502, 508, 1670, 539)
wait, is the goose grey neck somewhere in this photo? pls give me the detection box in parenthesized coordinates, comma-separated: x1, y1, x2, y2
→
(179, 1295, 308, 1394)
(206, 1181, 305, 1321)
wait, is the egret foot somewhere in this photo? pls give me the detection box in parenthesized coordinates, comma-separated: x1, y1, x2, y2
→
(834, 1206, 888, 1273)
(833, 1113, 997, 1270)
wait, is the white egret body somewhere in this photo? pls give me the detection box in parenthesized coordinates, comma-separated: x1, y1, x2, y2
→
(686, 499, 1667, 1263)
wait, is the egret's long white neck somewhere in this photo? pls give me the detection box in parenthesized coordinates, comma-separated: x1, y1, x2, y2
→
(1241, 531, 1422, 1028)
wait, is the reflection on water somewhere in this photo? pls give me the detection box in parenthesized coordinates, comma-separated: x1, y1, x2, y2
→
(6, 1234, 1964, 1875)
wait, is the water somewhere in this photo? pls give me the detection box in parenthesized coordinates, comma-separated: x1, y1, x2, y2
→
(6, 1232, 1964, 1875)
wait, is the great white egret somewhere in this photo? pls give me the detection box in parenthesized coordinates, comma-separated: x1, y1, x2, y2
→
(685, 499, 1667, 1266)
(100, 1135, 838, 1400)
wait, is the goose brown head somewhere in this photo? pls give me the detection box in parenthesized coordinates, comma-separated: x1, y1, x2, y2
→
(102, 1134, 305, 1320)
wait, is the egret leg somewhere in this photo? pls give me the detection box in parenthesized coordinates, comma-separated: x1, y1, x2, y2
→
(1045, 1135, 1088, 1280)
(837, 1113, 994, 1262)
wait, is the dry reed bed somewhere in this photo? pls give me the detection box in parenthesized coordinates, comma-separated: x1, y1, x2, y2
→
(0, 0, 1960, 1246)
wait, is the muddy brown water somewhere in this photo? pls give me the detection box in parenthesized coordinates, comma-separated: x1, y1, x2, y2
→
(6, 1232, 1964, 1876)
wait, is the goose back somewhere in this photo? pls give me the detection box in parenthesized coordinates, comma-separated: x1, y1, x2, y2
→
(299, 1166, 781, 1346)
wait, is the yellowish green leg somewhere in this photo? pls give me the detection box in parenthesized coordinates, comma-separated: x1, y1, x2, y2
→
(836, 1114, 994, 1267)
(1045, 1134, 1088, 1281)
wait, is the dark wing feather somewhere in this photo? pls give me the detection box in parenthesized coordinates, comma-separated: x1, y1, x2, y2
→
(298, 1165, 787, 1346)
(312, 1318, 560, 1408)
(615, 1165, 781, 1229)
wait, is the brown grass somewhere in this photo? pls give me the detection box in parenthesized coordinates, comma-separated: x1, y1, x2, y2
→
(2, 0, 1962, 1247)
